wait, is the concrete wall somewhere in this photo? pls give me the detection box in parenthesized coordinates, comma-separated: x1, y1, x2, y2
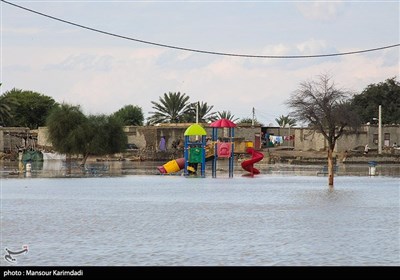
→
(230, 123, 261, 142)
(37, 123, 262, 152)
(124, 123, 261, 151)
(336, 131, 367, 152)
(294, 128, 327, 151)
(37, 127, 51, 147)
(365, 125, 400, 149)
(0, 127, 30, 152)
(292, 125, 400, 152)
(35, 124, 399, 154)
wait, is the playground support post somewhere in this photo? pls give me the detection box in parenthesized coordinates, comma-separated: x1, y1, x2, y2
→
(229, 127, 234, 178)
(212, 127, 217, 178)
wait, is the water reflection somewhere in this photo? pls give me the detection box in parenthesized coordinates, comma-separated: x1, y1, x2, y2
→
(1, 159, 399, 178)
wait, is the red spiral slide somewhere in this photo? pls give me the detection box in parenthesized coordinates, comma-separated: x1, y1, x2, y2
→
(241, 147, 264, 175)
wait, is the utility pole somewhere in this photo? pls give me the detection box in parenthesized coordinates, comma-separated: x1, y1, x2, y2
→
(196, 101, 199, 124)
(195, 101, 200, 141)
(252, 107, 255, 127)
(378, 105, 382, 155)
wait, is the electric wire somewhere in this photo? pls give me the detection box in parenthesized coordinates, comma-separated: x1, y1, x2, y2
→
(2, 0, 399, 59)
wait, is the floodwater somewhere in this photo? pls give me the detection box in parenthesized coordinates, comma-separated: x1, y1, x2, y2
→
(1, 164, 399, 266)
(1, 159, 400, 178)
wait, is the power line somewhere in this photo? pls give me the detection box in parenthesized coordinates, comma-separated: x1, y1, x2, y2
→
(2, 0, 400, 59)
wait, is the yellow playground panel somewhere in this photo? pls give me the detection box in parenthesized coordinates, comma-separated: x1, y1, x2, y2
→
(234, 139, 253, 153)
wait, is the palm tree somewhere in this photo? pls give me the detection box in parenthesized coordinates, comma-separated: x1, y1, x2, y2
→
(184, 101, 217, 123)
(0, 88, 19, 126)
(215, 110, 239, 122)
(147, 92, 191, 125)
(0, 96, 12, 126)
(0, 83, 10, 125)
(275, 115, 297, 127)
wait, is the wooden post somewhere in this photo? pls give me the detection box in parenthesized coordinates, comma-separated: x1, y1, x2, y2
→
(328, 149, 334, 186)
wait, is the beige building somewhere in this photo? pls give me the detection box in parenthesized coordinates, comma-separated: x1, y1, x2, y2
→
(122, 123, 261, 151)
(0, 127, 31, 153)
(37, 123, 262, 152)
(268, 125, 400, 152)
(29, 124, 400, 154)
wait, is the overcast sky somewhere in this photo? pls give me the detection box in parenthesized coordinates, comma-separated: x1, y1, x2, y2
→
(1, 0, 399, 125)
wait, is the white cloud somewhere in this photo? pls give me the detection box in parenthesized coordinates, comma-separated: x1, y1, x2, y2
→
(45, 54, 114, 71)
(262, 44, 292, 56)
(296, 1, 345, 21)
(2, 40, 398, 125)
(2, 27, 43, 35)
(296, 39, 327, 55)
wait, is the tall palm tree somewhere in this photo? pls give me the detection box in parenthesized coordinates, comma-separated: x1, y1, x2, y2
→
(184, 101, 217, 123)
(0, 96, 12, 126)
(147, 92, 191, 125)
(215, 110, 239, 122)
(0, 87, 19, 126)
(275, 115, 297, 127)
(0, 83, 9, 125)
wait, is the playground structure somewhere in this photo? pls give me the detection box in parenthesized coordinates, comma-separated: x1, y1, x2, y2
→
(210, 118, 236, 178)
(183, 124, 207, 177)
(241, 147, 264, 176)
(157, 119, 264, 177)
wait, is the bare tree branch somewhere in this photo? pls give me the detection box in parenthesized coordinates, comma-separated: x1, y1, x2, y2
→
(286, 74, 361, 186)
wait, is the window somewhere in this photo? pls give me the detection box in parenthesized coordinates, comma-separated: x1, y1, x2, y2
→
(373, 134, 378, 145)
(384, 133, 390, 147)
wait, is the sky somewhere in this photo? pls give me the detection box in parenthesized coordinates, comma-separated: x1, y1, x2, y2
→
(1, 0, 399, 126)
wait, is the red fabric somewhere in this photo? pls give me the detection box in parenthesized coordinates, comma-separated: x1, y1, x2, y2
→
(210, 118, 237, 128)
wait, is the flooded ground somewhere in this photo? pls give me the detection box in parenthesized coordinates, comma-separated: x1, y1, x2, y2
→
(1, 160, 399, 266)
(1, 175, 399, 266)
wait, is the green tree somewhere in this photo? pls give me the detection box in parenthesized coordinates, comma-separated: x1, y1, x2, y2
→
(275, 115, 297, 127)
(46, 103, 127, 165)
(237, 117, 263, 126)
(184, 101, 217, 123)
(46, 103, 87, 156)
(147, 92, 191, 125)
(79, 115, 128, 164)
(113, 105, 144, 126)
(286, 74, 360, 187)
(1, 88, 57, 129)
(351, 77, 400, 124)
(215, 110, 239, 122)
